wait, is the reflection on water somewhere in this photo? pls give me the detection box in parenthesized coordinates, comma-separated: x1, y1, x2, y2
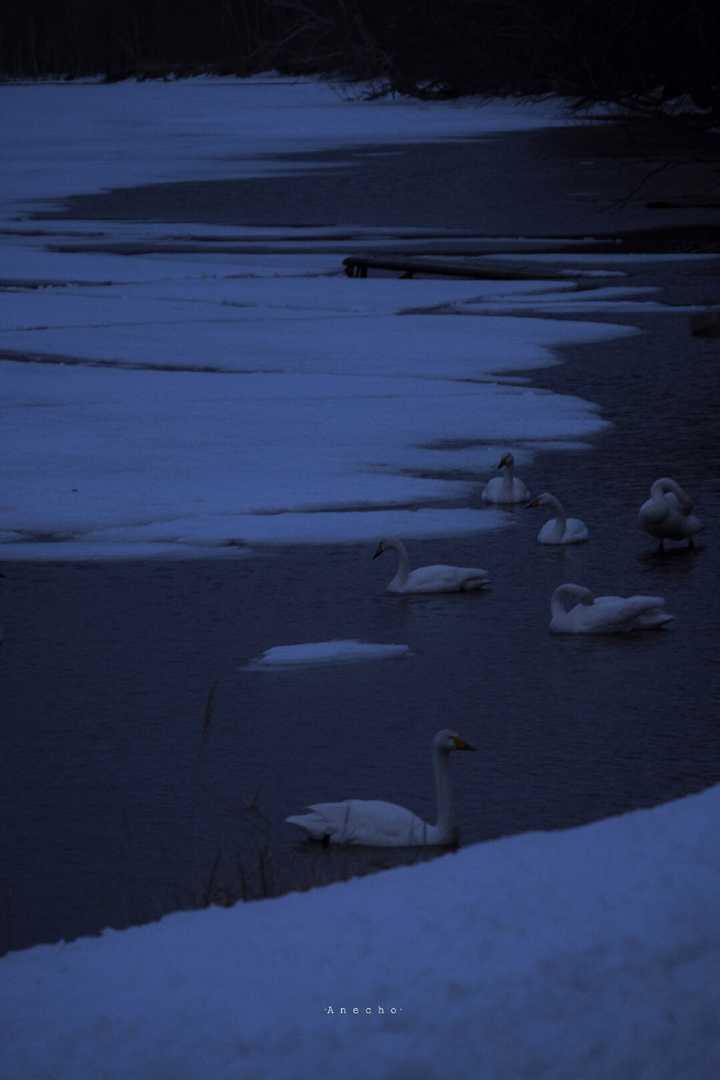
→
(1, 264, 719, 954)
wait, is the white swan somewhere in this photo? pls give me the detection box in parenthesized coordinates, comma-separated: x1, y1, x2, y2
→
(372, 537, 489, 594)
(526, 492, 589, 544)
(639, 477, 702, 551)
(286, 729, 476, 846)
(481, 452, 530, 504)
(549, 583, 673, 634)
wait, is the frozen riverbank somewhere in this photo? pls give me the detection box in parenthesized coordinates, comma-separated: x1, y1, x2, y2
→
(1, 75, 720, 1078)
(0, 77, 652, 560)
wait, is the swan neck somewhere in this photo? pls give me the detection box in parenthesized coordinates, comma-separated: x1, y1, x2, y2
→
(433, 746, 454, 838)
(546, 495, 565, 521)
(500, 462, 515, 496)
(387, 539, 409, 587)
(651, 477, 692, 511)
(551, 584, 590, 617)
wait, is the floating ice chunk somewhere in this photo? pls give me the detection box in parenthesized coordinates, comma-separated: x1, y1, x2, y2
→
(245, 640, 411, 669)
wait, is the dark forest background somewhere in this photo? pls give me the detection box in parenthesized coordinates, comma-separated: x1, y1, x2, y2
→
(1, 0, 719, 123)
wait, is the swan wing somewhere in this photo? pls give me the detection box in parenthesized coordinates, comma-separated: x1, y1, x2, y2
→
(639, 495, 666, 523)
(538, 518, 563, 544)
(640, 495, 701, 539)
(588, 595, 670, 631)
(539, 517, 589, 544)
(481, 477, 504, 502)
(565, 518, 589, 542)
(288, 800, 429, 846)
(482, 476, 527, 504)
(403, 564, 489, 593)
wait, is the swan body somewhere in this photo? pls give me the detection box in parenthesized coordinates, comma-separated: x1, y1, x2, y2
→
(550, 583, 673, 634)
(526, 492, 589, 544)
(482, 452, 530, 504)
(286, 729, 476, 846)
(372, 537, 489, 594)
(639, 477, 702, 549)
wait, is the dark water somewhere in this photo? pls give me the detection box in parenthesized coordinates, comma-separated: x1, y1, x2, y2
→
(44, 121, 720, 236)
(3, 127, 720, 953)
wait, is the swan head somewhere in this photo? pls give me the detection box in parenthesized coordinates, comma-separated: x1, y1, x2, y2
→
(525, 492, 551, 509)
(372, 537, 404, 560)
(434, 729, 477, 753)
(497, 452, 514, 470)
(552, 583, 594, 609)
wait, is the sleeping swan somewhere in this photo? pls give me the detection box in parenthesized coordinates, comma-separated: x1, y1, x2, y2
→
(550, 583, 673, 634)
(639, 477, 702, 551)
(372, 537, 489, 594)
(481, 452, 530, 504)
(526, 492, 589, 544)
(286, 729, 476, 846)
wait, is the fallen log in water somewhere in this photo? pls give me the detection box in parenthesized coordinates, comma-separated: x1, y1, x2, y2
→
(342, 255, 570, 281)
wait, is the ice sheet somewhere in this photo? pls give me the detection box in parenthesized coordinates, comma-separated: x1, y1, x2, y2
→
(245, 640, 411, 669)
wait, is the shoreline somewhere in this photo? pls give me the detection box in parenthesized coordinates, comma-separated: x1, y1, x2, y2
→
(2, 106, 720, 952)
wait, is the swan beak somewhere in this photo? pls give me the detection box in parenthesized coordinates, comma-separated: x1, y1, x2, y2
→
(372, 543, 384, 560)
(453, 737, 477, 752)
(525, 498, 539, 508)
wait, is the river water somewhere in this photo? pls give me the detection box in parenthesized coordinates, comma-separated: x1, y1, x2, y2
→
(2, 122, 720, 953)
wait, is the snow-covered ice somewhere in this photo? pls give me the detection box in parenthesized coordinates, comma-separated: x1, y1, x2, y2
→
(0, 76, 575, 216)
(245, 640, 411, 669)
(1, 783, 718, 1079)
(0, 272, 636, 558)
(0, 76, 663, 559)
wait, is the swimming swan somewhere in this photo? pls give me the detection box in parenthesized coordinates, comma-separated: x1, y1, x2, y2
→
(526, 492, 589, 544)
(639, 477, 702, 551)
(372, 537, 489, 594)
(549, 583, 673, 634)
(286, 729, 476, 846)
(482, 452, 530, 504)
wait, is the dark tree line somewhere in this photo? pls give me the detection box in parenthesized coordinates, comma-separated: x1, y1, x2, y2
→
(1, 0, 718, 124)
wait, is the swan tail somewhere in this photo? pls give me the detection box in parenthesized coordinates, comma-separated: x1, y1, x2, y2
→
(617, 595, 672, 630)
(286, 812, 332, 840)
(462, 574, 490, 591)
(634, 610, 674, 629)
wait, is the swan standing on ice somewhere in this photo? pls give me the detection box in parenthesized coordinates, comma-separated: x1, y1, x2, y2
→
(372, 537, 489, 594)
(482, 452, 530, 504)
(639, 477, 703, 551)
(549, 583, 673, 634)
(526, 492, 589, 544)
(286, 729, 476, 846)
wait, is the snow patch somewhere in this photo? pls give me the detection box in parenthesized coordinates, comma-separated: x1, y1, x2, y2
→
(245, 640, 411, 669)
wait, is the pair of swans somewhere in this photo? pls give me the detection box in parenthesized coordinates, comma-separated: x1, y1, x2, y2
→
(369, 493, 587, 593)
(527, 476, 702, 550)
(483, 453, 589, 544)
(550, 583, 673, 633)
(639, 477, 702, 551)
(286, 729, 476, 846)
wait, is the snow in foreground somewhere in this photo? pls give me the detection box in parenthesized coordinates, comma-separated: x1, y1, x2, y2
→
(246, 640, 411, 668)
(1, 783, 718, 1079)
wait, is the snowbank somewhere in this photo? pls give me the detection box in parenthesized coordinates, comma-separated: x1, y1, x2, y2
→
(1, 783, 718, 1079)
